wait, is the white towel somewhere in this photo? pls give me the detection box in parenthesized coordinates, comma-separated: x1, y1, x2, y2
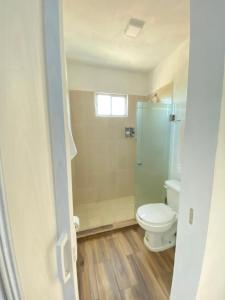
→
(68, 123, 77, 159)
(73, 216, 80, 231)
(64, 56, 77, 159)
(66, 95, 77, 159)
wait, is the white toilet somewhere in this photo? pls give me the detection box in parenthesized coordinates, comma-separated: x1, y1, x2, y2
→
(136, 180, 180, 252)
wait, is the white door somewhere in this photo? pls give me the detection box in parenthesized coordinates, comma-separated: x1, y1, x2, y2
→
(43, 0, 79, 299)
(0, 0, 78, 299)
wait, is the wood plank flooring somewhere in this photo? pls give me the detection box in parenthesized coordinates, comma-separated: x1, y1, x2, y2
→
(77, 226, 175, 300)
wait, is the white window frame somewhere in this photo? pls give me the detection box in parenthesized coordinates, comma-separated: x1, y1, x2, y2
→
(95, 92, 128, 117)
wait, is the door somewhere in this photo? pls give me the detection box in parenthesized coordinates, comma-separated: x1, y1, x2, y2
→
(44, 0, 78, 300)
(43, 0, 79, 299)
(0, 0, 78, 299)
(135, 102, 172, 210)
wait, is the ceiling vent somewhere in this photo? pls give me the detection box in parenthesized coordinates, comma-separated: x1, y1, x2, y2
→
(125, 18, 145, 38)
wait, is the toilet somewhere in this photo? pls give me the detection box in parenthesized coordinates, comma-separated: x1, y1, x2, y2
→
(136, 180, 180, 252)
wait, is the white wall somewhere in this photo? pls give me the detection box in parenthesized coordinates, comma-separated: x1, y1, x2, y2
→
(0, 1, 63, 299)
(171, 0, 225, 299)
(148, 40, 189, 96)
(196, 60, 225, 300)
(67, 59, 149, 95)
(148, 40, 189, 180)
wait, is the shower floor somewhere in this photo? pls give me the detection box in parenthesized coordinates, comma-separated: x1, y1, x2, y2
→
(75, 196, 135, 231)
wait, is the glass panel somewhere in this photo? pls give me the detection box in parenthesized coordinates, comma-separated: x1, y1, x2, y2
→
(169, 102, 186, 179)
(111, 96, 127, 116)
(135, 102, 172, 210)
(96, 94, 111, 116)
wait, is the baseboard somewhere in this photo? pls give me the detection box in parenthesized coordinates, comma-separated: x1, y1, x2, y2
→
(77, 218, 137, 239)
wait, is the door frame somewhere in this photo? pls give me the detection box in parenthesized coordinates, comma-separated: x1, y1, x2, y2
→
(171, 0, 225, 299)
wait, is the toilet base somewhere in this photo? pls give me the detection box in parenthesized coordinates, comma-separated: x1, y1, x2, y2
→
(143, 223, 177, 252)
(144, 234, 176, 252)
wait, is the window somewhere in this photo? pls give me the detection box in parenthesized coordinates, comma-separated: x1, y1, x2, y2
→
(95, 93, 128, 117)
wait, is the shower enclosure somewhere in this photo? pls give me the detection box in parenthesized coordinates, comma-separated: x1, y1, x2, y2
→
(135, 102, 172, 210)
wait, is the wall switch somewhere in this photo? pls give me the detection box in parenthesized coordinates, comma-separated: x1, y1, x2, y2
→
(189, 208, 194, 225)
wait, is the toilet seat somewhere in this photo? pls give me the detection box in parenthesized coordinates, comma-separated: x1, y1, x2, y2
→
(137, 203, 176, 227)
(136, 202, 178, 251)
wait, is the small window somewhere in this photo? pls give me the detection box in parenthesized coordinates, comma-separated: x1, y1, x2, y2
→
(95, 93, 128, 117)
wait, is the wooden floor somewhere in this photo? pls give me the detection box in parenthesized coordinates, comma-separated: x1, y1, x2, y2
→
(77, 225, 175, 300)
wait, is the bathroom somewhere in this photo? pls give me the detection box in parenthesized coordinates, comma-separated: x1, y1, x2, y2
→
(64, 0, 189, 298)
(2, 0, 225, 299)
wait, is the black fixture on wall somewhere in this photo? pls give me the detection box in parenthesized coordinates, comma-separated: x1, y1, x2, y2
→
(125, 127, 135, 137)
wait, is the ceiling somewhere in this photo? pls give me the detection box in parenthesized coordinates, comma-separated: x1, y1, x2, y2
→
(63, 0, 189, 72)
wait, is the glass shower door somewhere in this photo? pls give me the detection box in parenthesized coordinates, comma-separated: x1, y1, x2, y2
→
(135, 102, 172, 210)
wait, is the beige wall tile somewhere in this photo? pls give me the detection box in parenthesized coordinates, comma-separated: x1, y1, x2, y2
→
(115, 169, 134, 197)
(70, 90, 146, 226)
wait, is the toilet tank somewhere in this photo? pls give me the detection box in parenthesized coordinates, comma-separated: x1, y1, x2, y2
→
(164, 180, 180, 213)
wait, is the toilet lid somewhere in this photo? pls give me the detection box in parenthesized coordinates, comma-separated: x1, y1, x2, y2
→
(137, 203, 176, 225)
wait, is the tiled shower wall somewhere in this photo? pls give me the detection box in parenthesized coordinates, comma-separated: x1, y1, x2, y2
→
(69, 90, 146, 230)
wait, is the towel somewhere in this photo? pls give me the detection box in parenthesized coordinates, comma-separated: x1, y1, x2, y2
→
(68, 121, 77, 159)
(73, 215, 80, 231)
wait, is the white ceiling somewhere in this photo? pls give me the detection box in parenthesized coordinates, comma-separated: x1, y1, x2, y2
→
(63, 0, 189, 72)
